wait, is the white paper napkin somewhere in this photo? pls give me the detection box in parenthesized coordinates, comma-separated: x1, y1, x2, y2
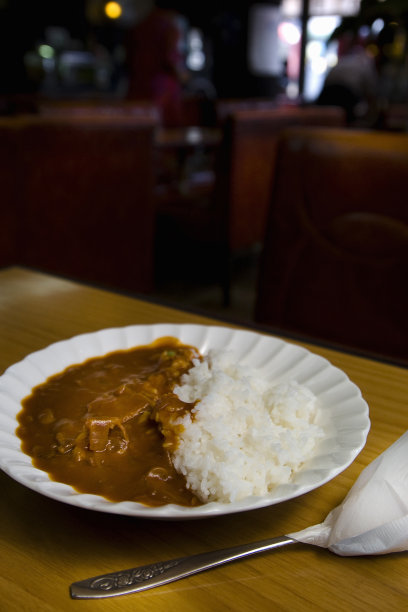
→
(289, 430, 408, 556)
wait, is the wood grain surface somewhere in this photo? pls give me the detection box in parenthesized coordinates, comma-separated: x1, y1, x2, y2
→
(1, 267, 407, 611)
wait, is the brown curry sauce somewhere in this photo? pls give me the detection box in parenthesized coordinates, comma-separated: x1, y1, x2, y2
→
(17, 337, 203, 507)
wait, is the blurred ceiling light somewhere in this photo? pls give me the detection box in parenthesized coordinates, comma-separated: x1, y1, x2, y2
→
(306, 40, 324, 59)
(188, 28, 203, 50)
(104, 1, 122, 19)
(311, 56, 328, 74)
(187, 50, 205, 71)
(278, 22, 301, 45)
(87, 0, 144, 26)
(38, 44, 55, 59)
(186, 28, 205, 71)
(282, 0, 360, 16)
(308, 16, 340, 38)
(372, 18, 385, 34)
(326, 52, 338, 67)
(286, 82, 299, 98)
(358, 24, 371, 37)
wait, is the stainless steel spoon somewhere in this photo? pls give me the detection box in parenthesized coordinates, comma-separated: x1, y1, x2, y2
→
(70, 535, 297, 599)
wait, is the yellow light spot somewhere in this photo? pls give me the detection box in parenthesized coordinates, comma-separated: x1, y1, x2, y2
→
(366, 43, 379, 58)
(104, 1, 122, 19)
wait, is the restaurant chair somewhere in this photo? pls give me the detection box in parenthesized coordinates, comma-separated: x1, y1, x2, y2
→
(214, 104, 346, 305)
(255, 126, 408, 365)
(155, 104, 346, 306)
(154, 99, 291, 237)
(1, 113, 159, 294)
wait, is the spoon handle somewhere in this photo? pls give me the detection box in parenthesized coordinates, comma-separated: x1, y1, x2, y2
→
(70, 535, 297, 599)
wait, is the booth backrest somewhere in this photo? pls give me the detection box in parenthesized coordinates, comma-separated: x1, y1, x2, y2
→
(0, 113, 159, 293)
(255, 127, 408, 364)
(216, 105, 346, 253)
(36, 99, 161, 122)
(215, 98, 279, 125)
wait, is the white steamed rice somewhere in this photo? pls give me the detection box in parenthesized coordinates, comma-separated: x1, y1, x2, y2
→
(172, 350, 324, 503)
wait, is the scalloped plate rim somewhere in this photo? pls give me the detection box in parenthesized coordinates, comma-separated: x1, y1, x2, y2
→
(0, 323, 370, 519)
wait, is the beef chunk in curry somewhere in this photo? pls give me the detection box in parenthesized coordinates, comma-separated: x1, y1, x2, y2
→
(17, 337, 202, 507)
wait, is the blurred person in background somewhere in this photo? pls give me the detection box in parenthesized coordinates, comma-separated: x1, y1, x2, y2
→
(124, 0, 189, 126)
(316, 30, 379, 126)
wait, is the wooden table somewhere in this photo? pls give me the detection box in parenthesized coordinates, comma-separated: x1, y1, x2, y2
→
(1, 267, 407, 611)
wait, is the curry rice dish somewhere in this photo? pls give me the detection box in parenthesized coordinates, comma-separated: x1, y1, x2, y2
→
(17, 337, 323, 507)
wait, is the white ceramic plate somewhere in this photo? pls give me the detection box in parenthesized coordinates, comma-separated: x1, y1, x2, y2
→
(0, 324, 370, 519)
